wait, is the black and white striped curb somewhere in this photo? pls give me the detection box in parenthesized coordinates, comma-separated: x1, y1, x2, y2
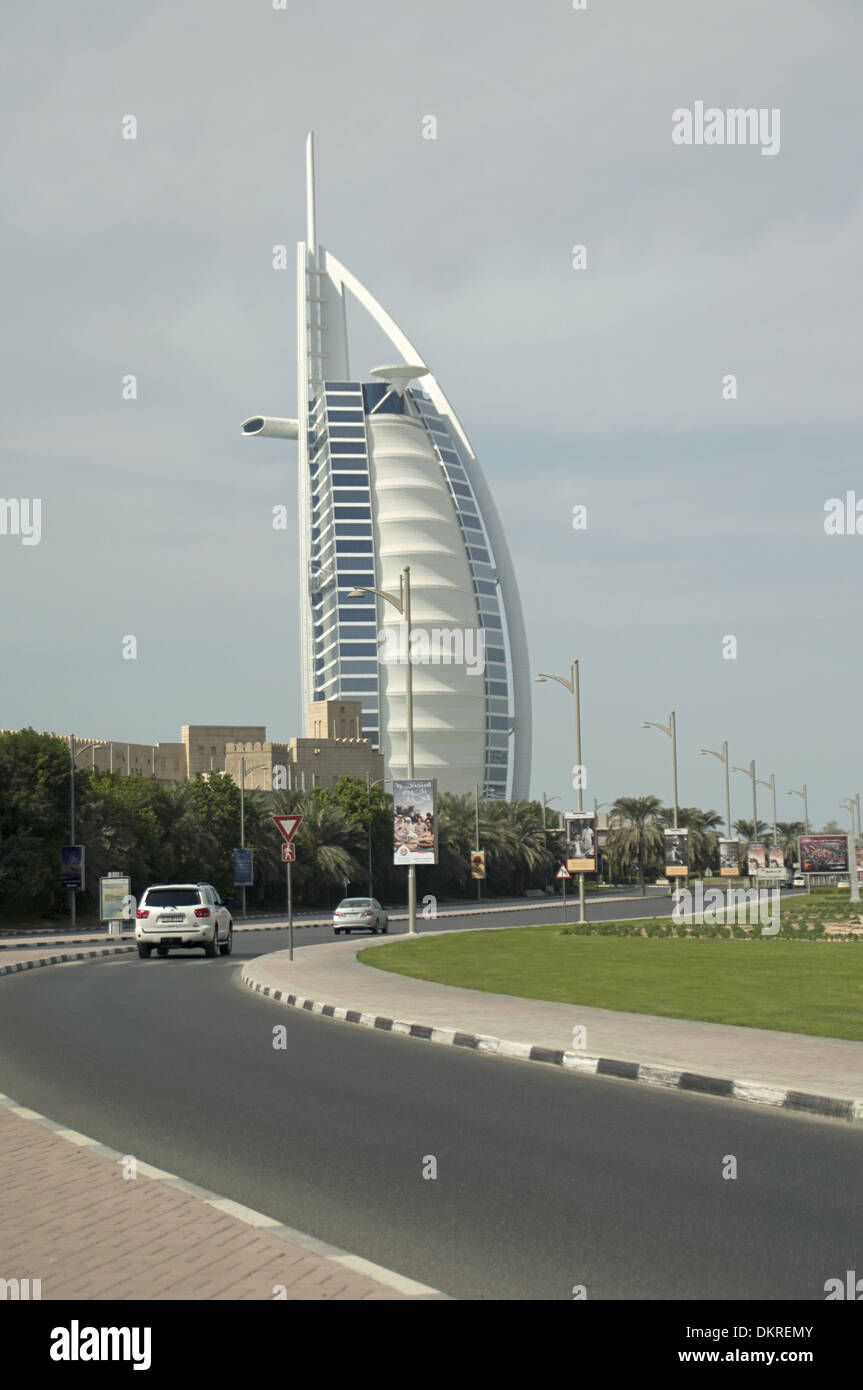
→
(0, 945, 137, 976)
(241, 968, 863, 1126)
(0, 1090, 447, 1299)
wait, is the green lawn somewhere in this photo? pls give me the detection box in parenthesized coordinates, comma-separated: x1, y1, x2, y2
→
(358, 927, 863, 1040)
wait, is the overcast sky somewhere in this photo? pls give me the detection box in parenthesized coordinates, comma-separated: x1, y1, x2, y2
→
(2, 0, 861, 831)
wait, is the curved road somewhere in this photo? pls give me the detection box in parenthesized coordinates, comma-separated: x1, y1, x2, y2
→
(0, 898, 857, 1300)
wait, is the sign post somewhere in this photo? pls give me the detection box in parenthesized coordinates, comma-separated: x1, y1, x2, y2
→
(556, 864, 572, 924)
(273, 815, 303, 961)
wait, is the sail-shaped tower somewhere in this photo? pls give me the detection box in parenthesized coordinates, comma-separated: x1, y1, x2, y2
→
(242, 135, 531, 799)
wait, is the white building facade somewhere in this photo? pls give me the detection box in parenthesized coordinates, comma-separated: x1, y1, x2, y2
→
(242, 135, 531, 799)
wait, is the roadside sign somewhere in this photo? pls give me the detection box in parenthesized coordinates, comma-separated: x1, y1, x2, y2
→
(281, 843, 296, 863)
(61, 846, 85, 891)
(272, 814, 303, 844)
(556, 865, 572, 880)
(233, 848, 254, 886)
(470, 850, 486, 880)
(99, 875, 131, 922)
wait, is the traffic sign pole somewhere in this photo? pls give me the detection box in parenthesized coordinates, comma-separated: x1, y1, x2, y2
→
(287, 859, 294, 962)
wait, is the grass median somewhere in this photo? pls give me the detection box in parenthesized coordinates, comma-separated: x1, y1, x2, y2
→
(357, 924, 863, 1040)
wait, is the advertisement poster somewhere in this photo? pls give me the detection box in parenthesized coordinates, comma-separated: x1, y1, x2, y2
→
(565, 812, 597, 872)
(746, 842, 767, 875)
(99, 875, 132, 922)
(60, 845, 85, 891)
(470, 850, 486, 880)
(718, 838, 739, 877)
(768, 845, 785, 870)
(798, 835, 849, 874)
(233, 848, 254, 886)
(664, 829, 689, 877)
(393, 779, 438, 865)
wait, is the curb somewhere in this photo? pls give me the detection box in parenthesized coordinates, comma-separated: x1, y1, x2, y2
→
(240, 966, 863, 1127)
(0, 1090, 447, 1299)
(0, 945, 138, 976)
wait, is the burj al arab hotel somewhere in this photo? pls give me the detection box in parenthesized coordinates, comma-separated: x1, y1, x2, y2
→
(242, 135, 531, 800)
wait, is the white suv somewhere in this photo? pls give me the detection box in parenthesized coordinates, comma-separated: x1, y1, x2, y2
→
(135, 883, 233, 959)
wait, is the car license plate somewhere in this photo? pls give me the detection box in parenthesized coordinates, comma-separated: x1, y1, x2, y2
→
(159, 914, 184, 923)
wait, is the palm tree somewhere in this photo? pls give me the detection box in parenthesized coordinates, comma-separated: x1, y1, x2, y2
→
(606, 795, 665, 895)
(775, 820, 805, 868)
(733, 818, 771, 843)
(483, 799, 550, 894)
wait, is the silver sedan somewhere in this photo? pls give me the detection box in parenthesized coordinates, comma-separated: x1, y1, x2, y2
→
(332, 897, 389, 935)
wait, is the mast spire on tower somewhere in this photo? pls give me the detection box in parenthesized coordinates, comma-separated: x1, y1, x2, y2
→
(306, 131, 317, 255)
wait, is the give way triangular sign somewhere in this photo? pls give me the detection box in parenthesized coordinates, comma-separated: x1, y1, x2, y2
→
(272, 814, 303, 844)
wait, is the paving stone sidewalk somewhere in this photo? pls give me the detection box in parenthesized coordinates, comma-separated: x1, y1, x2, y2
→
(241, 930, 863, 1109)
(0, 1101, 433, 1300)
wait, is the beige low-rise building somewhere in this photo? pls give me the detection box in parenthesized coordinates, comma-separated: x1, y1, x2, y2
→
(4, 706, 382, 791)
(225, 702, 384, 792)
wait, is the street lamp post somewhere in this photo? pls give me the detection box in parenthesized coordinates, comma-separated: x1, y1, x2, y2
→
(642, 712, 679, 828)
(474, 782, 482, 902)
(366, 772, 391, 899)
(536, 660, 586, 925)
(239, 758, 269, 919)
(840, 797, 860, 902)
(756, 773, 778, 846)
(733, 761, 759, 881)
(350, 567, 418, 935)
(787, 785, 809, 836)
(698, 742, 731, 839)
(593, 800, 612, 884)
(68, 736, 106, 926)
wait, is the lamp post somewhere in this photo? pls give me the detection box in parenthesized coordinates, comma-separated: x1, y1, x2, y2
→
(536, 660, 586, 925)
(239, 758, 269, 919)
(474, 782, 483, 902)
(733, 761, 759, 880)
(787, 784, 809, 836)
(366, 772, 391, 899)
(642, 712, 679, 828)
(350, 567, 418, 935)
(840, 797, 860, 902)
(698, 742, 731, 839)
(756, 773, 778, 846)
(593, 800, 612, 885)
(68, 737, 105, 926)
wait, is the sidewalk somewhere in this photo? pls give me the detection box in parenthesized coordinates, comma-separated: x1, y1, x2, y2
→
(241, 930, 863, 1122)
(0, 941, 442, 1300)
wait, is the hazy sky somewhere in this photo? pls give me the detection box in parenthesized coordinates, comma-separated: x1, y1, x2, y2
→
(2, 0, 861, 831)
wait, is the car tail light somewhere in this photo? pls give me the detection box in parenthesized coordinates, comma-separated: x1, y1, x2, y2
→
(194, 907, 211, 917)
(136, 909, 149, 919)
(361, 909, 372, 916)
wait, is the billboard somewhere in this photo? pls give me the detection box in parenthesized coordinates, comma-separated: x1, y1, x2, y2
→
(664, 829, 689, 877)
(60, 845, 85, 891)
(746, 842, 767, 875)
(393, 779, 438, 865)
(565, 812, 597, 872)
(798, 835, 849, 874)
(768, 845, 785, 870)
(99, 875, 132, 922)
(718, 838, 739, 877)
(470, 850, 486, 880)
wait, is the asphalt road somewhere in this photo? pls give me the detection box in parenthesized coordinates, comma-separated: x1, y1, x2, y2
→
(0, 897, 854, 1301)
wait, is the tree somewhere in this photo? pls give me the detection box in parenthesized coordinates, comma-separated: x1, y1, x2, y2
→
(606, 795, 666, 894)
(775, 821, 806, 868)
(733, 818, 771, 842)
(0, 730, 72, 916)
